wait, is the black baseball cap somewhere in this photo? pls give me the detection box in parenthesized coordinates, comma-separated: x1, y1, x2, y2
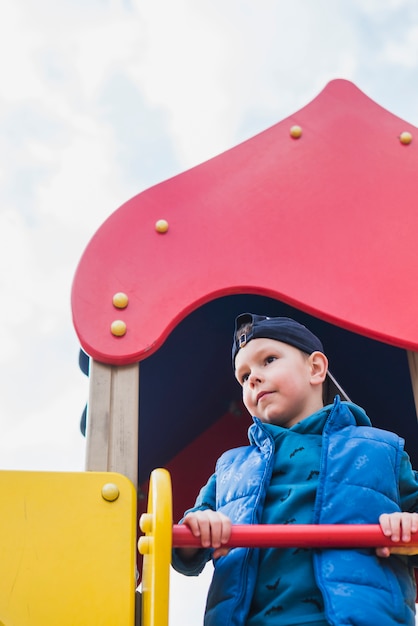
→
(232, 313, 350, 404)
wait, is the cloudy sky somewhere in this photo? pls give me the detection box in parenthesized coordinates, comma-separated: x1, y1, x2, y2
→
(1, 0, 418, 623)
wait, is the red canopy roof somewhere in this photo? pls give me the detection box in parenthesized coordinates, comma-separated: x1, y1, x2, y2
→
(72, 79, 418, 364)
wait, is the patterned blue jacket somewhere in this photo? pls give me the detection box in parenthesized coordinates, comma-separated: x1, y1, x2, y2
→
(172, 397, 418, 625)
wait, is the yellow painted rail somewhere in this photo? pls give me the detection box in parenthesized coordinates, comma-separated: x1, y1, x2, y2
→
(138, 468, 173, 626)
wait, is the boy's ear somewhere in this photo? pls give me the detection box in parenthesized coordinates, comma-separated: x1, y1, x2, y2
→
(309, 351, 328, 385)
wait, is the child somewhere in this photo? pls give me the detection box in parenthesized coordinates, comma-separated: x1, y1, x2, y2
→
(172, 313, 418, 625)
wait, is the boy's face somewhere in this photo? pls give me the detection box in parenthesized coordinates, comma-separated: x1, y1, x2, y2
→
(234, 337, 325, 428)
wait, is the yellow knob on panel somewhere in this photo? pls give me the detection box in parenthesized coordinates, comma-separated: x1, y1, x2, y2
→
(138, 536, 152, 555)
(140, 513, 153, 534)
(101, 483, 120, 502)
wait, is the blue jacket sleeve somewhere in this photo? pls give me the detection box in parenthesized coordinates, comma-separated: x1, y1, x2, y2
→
(398, 450, 418, 567)
(399, 450, 418, 513)
(171, 473, 217, 576)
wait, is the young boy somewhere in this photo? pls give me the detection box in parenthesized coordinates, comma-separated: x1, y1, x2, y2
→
(172, 313, 418, 625)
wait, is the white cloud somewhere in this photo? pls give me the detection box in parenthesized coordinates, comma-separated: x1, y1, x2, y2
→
(0, 209, 43, 363)
(352, 0, 417, 13)
(0, 3, 45, 103)
(126, 1, 232, 165)
(122, 1, 363, 166)
(0, 365, 86, 472)
(380, 25, 418, 67)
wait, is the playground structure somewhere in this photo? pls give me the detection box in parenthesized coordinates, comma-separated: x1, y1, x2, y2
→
(2, 79, 418, 624)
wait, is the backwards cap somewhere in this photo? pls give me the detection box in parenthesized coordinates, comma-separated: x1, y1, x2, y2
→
(232, 312, 350, 404)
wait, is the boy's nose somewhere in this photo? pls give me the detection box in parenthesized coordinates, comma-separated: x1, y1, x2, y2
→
(249, 370, 263, 385)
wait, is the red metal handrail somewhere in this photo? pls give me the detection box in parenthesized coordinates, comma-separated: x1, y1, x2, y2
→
(173, 524, 418, 549)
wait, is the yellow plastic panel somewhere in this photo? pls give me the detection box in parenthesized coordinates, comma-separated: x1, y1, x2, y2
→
(0, 470, 136, 626)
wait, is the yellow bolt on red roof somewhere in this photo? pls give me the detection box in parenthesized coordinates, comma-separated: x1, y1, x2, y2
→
(112, 292, 129, 308)
(110, 320, 127, 336)
(399, 131, 412, 145)
(155, 219, 169, 233)
(290, 125, 302, 139)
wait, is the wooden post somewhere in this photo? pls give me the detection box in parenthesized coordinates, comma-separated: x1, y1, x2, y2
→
(407, 350, 418, 420)
(85, 360, 139, 489)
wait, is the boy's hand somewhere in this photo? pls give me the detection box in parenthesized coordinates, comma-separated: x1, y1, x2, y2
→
(180, 510, 232, 560)
(377, 512, 418, 558)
